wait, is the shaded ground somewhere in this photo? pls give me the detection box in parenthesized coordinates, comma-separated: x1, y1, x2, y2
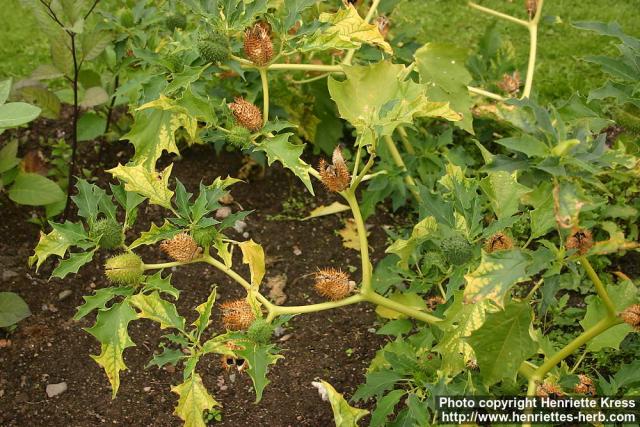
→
(0, 140, 394, 426)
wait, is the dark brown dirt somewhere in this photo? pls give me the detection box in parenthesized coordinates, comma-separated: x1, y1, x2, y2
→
(0, 140, 394, 426)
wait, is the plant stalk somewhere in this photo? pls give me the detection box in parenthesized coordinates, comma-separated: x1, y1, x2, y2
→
(579, 256, 617, 316)
(259, 68, 269, 126)
(342, 190, 373, 292)
(383, 135, 422, 202)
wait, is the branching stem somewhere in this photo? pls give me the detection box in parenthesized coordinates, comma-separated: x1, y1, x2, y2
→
(579, 255, 617, 316)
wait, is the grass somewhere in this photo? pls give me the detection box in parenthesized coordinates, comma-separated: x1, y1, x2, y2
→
(0, 0, 49, 80)
(393, 0, 640, 102)
(0, 0, 639, 102)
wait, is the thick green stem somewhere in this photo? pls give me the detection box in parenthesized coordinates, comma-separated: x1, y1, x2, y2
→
(383, 135, 422, 203)
(580, 256, 617, 316)
(268, 294, 365, 321)
(364, 292, 441, 324)
(397, 126, 415, 156)
(522, 23, 538, 99)
(143, 259, 202, 270)
(259, 68, 269, 125)
(468, 85, 506, 101)
(267, 63, 343, 73)
(342, 190, 373, 293)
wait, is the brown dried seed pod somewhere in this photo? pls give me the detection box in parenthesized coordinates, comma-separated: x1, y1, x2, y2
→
(484, 232, 514, 253)
(466, 359, 479, 370)
(565, 228, 593, 255)
(244, 22, 274, 66)
(536, 381, 564, 398)
(314, 268, 352, 301)
(229, 97, 263, 132)
(620, 304, 640, 331)
(318, 147, 350, 193)
(160, 233, 202, 262)
(426, 296, 445, 311)
(526, 0, 537, 19)
(574, 374, 596, 395)
(375, 15, 391, 39)
(497, 71, 521, 96)
(221, 299, 256, 331)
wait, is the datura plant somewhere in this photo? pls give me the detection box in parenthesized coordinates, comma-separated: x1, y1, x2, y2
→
(28, 0, 640, 426)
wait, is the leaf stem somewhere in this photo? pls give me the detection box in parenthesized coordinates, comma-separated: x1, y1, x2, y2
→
(467, 85, 506, 101)
(364, 292, 442, 324)
(267, 294, 365, 321)
(383, 135, 422, 203)
(259, 68, 269, 126)
(579, 255, 617, 316)
(468, 2, 529, 27)
(522, 0, 544, 99)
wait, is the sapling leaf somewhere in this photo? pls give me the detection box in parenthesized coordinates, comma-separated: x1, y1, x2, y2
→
(171, 372, 219, 427)
(236, 342, 283, 403)
(466, 302, 537, 387)
(85, 301, 138, 398)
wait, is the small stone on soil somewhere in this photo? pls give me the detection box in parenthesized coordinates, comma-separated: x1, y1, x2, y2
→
(58, 290, 73, 301)
(215, 206, 232, 219)
(233, 220, 247, 233)
(2, 270, 18, 281)
(46, 382, 68, 397)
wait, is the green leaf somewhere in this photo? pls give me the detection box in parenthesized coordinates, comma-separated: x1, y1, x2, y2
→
(415, 43, 474, 133)
(171, 373, 219, 427)
(74, 287, 133, 320)
(255, 133, 314, 194)
(353, 370, 403, 401)
(0, 140, 19, 173)
(300, 4, 392, 54)
(72, 179, 106, 222)
(80, 87, 109, 108)
(0, 79, 11, 104)
(130, 291, 186, 330)
(480, 171, 531, 220)
(0, 292, 31, 327)
(8, 172, 65, 206)
(52, 249, 97, 279)
(129, 220, 180, 249)
(142, 271, 180, 300)
(108, 163, 175, 209)
(236, 342, 283, 403)
(77, 112, 106, 141)
(147, 347, 186, 369)
(193, 288, 217, 339)
(385, 216, 437, 268)
(466, 302, 537, 386)
(580, 281, 637, 351)
(85, 301, 138, 398)
(16, 85, 61, 119)
(124, 96, 197, 169)
(496, 135, 550, 158)
(81, 30, 112, 61)
(29, 221, 89, 271)
(405, 394, 429, 426)
(239, 240, 265, 288)
(433, 292, 487, 376)
(464, 249, 531, 307)
(370, 389, 405, 427)
(314, 380, 369, 427)
(328, 62, 459, 145)
(0, 102, 41, 128)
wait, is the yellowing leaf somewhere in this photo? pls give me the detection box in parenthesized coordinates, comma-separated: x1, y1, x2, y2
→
(29, 222, 89, 271)
(304, 202, 350, 220)
(338, 219, 369, 251)
(480, 171, 531, 220)
(108, 163, 174, 209)
(171, 373, 219, 427)
(255, 133, 314, 194)
(313, 380, 369, 427)
(130, 291, 186, 330)
(386, 216, 437, 267)
(239, 240, 266, 288)
(125, 95, 198, 169)
(375, 293, 427, 319)
(301, 5, 392, 54)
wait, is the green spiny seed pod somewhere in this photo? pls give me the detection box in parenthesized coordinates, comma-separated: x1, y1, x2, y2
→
(197, 31, 230, 64)
(90, 219, 124, 250)
(192, 227, 216, 248)
(105, 253, 144, 285)
(165, 14, 187, 31)
(247, 318, 273, 343)
(442, 234, 473, 266)
(226, 126, 253, 149)
(119, 9, 134, 27)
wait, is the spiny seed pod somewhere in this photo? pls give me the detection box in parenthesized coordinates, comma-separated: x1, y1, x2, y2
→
(620, 304, 640, 330)
(525, 0, 537, 19)
(442, 235, 473, 265)
(90, 218, 124, 250)
(192, 227, 216, 248)
(318, 147, 350, 193)
(243, 22, 274, 66)
(566, 228, 593, 255)
(165, 14, 187, 31)
(221, 299, 256, 330)
(536, 381, 564, 398)
(105, 253, 144, 285)
(229, 98, 263, 132)
(314, 268, 353, 301)
(226, 125, 253, 149)
(574, 374, 596, 395)
(497, 71, 521, 96)
(197, 31, 230, 64)
(426, 296, 445, 311)
(160, 233, 202, 262)
(484, 232, 514, 253)
(375, 15, 391, 39)
(247, 318, 273, 343)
